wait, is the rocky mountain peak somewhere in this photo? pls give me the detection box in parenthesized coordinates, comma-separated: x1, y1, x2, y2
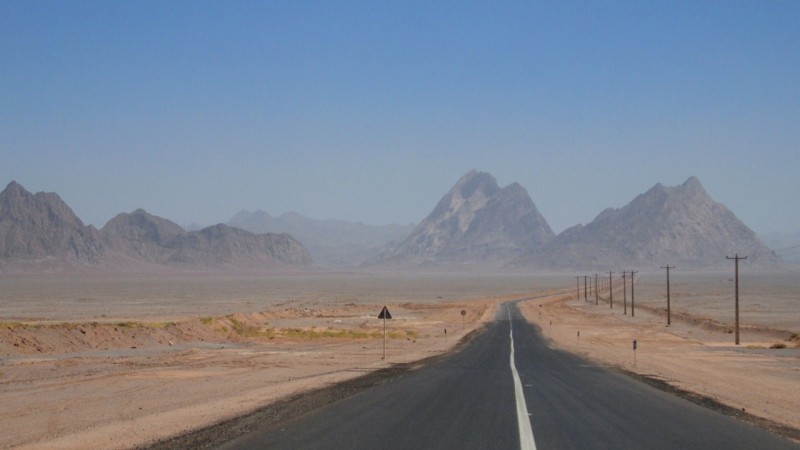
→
(681, 175, 703, 191)
(429, 171, 499, 225)
(102, 209, 186, 248)
(3, 180, 25, 197)
(530, 177, 780, 269)
(0, 181, 104, 264)
(375, 170, 554, 266)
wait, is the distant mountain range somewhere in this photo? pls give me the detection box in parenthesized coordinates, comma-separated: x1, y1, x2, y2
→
(372, 171, 784, 270)
(0, 172, 790, 273)
(0, 181, 311, 273)
(229, 210, 414, 266)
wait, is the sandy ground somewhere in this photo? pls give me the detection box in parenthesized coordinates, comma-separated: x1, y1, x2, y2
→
(1, 271, 797, 448)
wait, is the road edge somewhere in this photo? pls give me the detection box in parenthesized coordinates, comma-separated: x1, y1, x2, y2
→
(136, 326, 487, 450)
(619, 368, 800, 444)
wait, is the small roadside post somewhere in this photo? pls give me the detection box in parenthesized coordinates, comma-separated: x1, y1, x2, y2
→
(378, 306, 392, 360)
(633, 339, 637, 366)
(461, 309, 466, 329)
(577, 330, 580, 347)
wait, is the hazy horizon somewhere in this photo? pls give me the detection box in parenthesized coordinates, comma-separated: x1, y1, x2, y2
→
(3, 2, 798, 235)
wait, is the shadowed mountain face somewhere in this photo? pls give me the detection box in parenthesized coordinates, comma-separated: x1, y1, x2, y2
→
(0, 182, 312, 272)
(376, 170, 554, 266)
(528, 177, 781, 269)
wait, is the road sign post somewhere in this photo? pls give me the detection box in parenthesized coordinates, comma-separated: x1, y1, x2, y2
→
(378, 306, 392, 360)
(461, 309, 466, 329)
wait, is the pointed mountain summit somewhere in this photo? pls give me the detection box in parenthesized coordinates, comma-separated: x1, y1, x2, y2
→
(376, 170, 554, 266)
(531, 177, 780, 269)
(0, 181, 104, 266)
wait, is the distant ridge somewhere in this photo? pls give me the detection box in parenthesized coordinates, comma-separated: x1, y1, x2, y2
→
(229, 210, 414, 267)
(101, 210, 313, 269)
(0, 182, 312, 273)
(374, 170, 554, 266)
(526, 177, 782, 269)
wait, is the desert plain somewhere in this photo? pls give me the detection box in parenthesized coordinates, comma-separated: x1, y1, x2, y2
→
(0, 269, 798, 448)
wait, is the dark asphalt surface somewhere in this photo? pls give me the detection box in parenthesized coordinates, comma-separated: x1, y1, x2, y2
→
(219, 301, 799, 450)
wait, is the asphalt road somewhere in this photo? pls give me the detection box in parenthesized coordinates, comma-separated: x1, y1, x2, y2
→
(219, 301, 798, 450)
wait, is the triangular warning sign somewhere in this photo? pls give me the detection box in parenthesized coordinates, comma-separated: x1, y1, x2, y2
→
(378, 306, 392, 319)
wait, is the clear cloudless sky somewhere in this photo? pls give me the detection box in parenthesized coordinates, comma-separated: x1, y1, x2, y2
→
(2, 1, 798, 235)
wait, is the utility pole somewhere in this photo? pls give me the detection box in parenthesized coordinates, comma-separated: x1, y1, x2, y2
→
(576, 276, 580, 302)
(608, 271, 614, 308)
(622, 271, 627, 315)
(594, 274, 599, 305)
(726, 254, 747, 345)
(584, 275, 588, 302)
(661, 265, 675, 325)
(630, 270, 637, 317)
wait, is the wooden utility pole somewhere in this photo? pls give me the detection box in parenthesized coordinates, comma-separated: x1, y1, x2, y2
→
(576, 276, 580, 302)
(726, 254, 747, 345)
(594, 274, 599, 305)
(584, 275, 588, 302)
(608, 271, 615, 308)
(661, 265, 675, 325)
(630, 271, 637, 317)
(622, 271, 627, 315)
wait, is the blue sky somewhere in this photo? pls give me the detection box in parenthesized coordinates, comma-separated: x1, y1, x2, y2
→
(2, 1, 798, 234)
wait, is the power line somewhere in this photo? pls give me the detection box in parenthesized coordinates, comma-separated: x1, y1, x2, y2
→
(775, 243, 800, 253)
